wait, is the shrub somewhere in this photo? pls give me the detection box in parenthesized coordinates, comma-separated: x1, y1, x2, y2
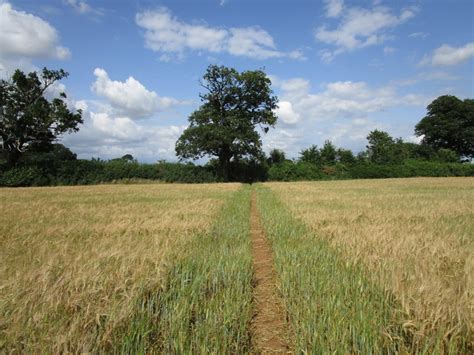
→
(0, 166, 48, 187)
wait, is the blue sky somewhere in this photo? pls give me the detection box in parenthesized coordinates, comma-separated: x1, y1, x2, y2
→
(1, 0, 473, 162)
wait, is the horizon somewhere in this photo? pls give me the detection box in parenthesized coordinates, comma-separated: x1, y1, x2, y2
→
(1, 0, 473, 163)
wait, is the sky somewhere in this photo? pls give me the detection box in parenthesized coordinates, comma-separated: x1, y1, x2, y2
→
(0, 0, 473, 162)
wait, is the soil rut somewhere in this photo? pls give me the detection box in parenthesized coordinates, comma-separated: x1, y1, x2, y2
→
(250, 190, 289, 354)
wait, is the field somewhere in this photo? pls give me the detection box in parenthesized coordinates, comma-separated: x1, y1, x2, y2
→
(261, 177, 473, 352)
(0, 178, 472, 353)
(0, 184, 241, 352)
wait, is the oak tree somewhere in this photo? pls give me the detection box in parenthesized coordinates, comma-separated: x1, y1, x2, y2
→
(0, 68, 83, 166)
(415, 95, 473, 159)
(175, 65, 278, 180)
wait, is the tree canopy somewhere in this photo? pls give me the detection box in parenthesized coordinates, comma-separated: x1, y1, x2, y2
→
(267, 149, 286, 165)
(0, 68, 83, 166)
(366, 130, 397, 164)
(415, 95, 474, 159)
(175, 65, 278, 180)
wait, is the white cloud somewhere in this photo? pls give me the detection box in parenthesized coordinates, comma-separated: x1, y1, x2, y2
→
(327, 118, 387, 144)
(315, 3, 417, 61)
(274, 101, 300, 125)
(265, 75, 430, 155)
(280, 78, 311, 98)
(0, 2, 70, 75)
(262, 127, 303, 156)
(325, 0, 344, 18)
(62, 108, 185, 161)
(227, 27, 280, 59)
(65, 0, 90, 14)
(65, 0, 102, 16)
(135, 7, 301, 60)
(405, 135, 422, 144)
(91, 68, 185, 118)
(276, 79, 424, 120)
(420, 42, 474, 66)
(59, 68, 191, 161)
(408, 32, 428, 39)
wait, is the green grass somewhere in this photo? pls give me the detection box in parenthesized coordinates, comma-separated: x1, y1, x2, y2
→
(255, 184, 410, 354)
(118, 185, 254, 353)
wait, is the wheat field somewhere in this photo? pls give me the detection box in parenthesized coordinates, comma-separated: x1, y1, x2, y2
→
(267, 177, 473, 351)
(0, 183, 239, 352)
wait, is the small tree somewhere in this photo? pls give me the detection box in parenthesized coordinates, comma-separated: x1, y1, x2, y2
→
(336, 148, 356, 165)
(267, 149, 286, 165)
(175, 65, 278, 180)
(415, 95, 473, 159)
(0, 68, 83, 166)
(299, 145, 321, 165)
(320, 140, 337, 165)
(366, 130, 395, 164)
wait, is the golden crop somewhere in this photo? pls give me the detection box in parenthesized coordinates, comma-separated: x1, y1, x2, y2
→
(267, 177, 473, 349)
(0, 183, 239, 352)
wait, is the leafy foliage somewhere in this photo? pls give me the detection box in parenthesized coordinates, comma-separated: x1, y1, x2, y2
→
(176, 65, 278, 180)
(415, 95, 474, 158)
(267, 149, 286, 165)
(0, 68, 83, 166)
(0, 86, 472, 187)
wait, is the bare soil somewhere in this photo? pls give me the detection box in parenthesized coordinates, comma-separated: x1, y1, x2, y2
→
(250, 191, 290, 354)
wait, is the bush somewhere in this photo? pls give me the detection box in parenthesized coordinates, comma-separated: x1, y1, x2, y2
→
(157, 162, 218, 183)
(1, 155, 472, 187)
(266, 160, 474, 182)
(0, 166, 48, 187)
(268, 161, 322, 181)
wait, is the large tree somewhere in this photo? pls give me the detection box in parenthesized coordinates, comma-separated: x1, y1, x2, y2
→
(0, 68, 83, 166)
(415, 95, 473, 159)
(175, 65, 278, 180)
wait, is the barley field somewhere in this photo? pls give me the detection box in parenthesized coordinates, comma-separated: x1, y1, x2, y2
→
(0, 178, 472, 353)
(0, 183, 240, 352)
(264, 177, 473, 352)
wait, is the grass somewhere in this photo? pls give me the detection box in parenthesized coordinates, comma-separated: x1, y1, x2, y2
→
(265, 177, 473, 352)
(0, 183, 240, 352)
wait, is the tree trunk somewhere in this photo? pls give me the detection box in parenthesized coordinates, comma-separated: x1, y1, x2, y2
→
(219, 146, 232, 181)
(5, 149, 21, 168)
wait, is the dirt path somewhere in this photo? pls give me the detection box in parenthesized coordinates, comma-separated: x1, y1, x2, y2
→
(250, 190, 289, 354)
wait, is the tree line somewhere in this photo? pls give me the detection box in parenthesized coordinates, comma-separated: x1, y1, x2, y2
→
(0, 65, 473, 186)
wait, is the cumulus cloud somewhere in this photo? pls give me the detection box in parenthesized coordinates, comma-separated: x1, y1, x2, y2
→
(0, 2, 70, 75)
(327, 118, 387, 144)
(274, 101, 300, 125)
(324, 0, 344, 18)
(276, 79, 425, 120)
(91, 68, 186, 118)
(263, 75, 430, 156)
(135, 7, 303, 60)
(315, 3, 417, 62)
(62, 105, 185, 161)
(420, 42, 474, 66)
(60, 68, 191, 161)
(262, 127, 304, 157)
